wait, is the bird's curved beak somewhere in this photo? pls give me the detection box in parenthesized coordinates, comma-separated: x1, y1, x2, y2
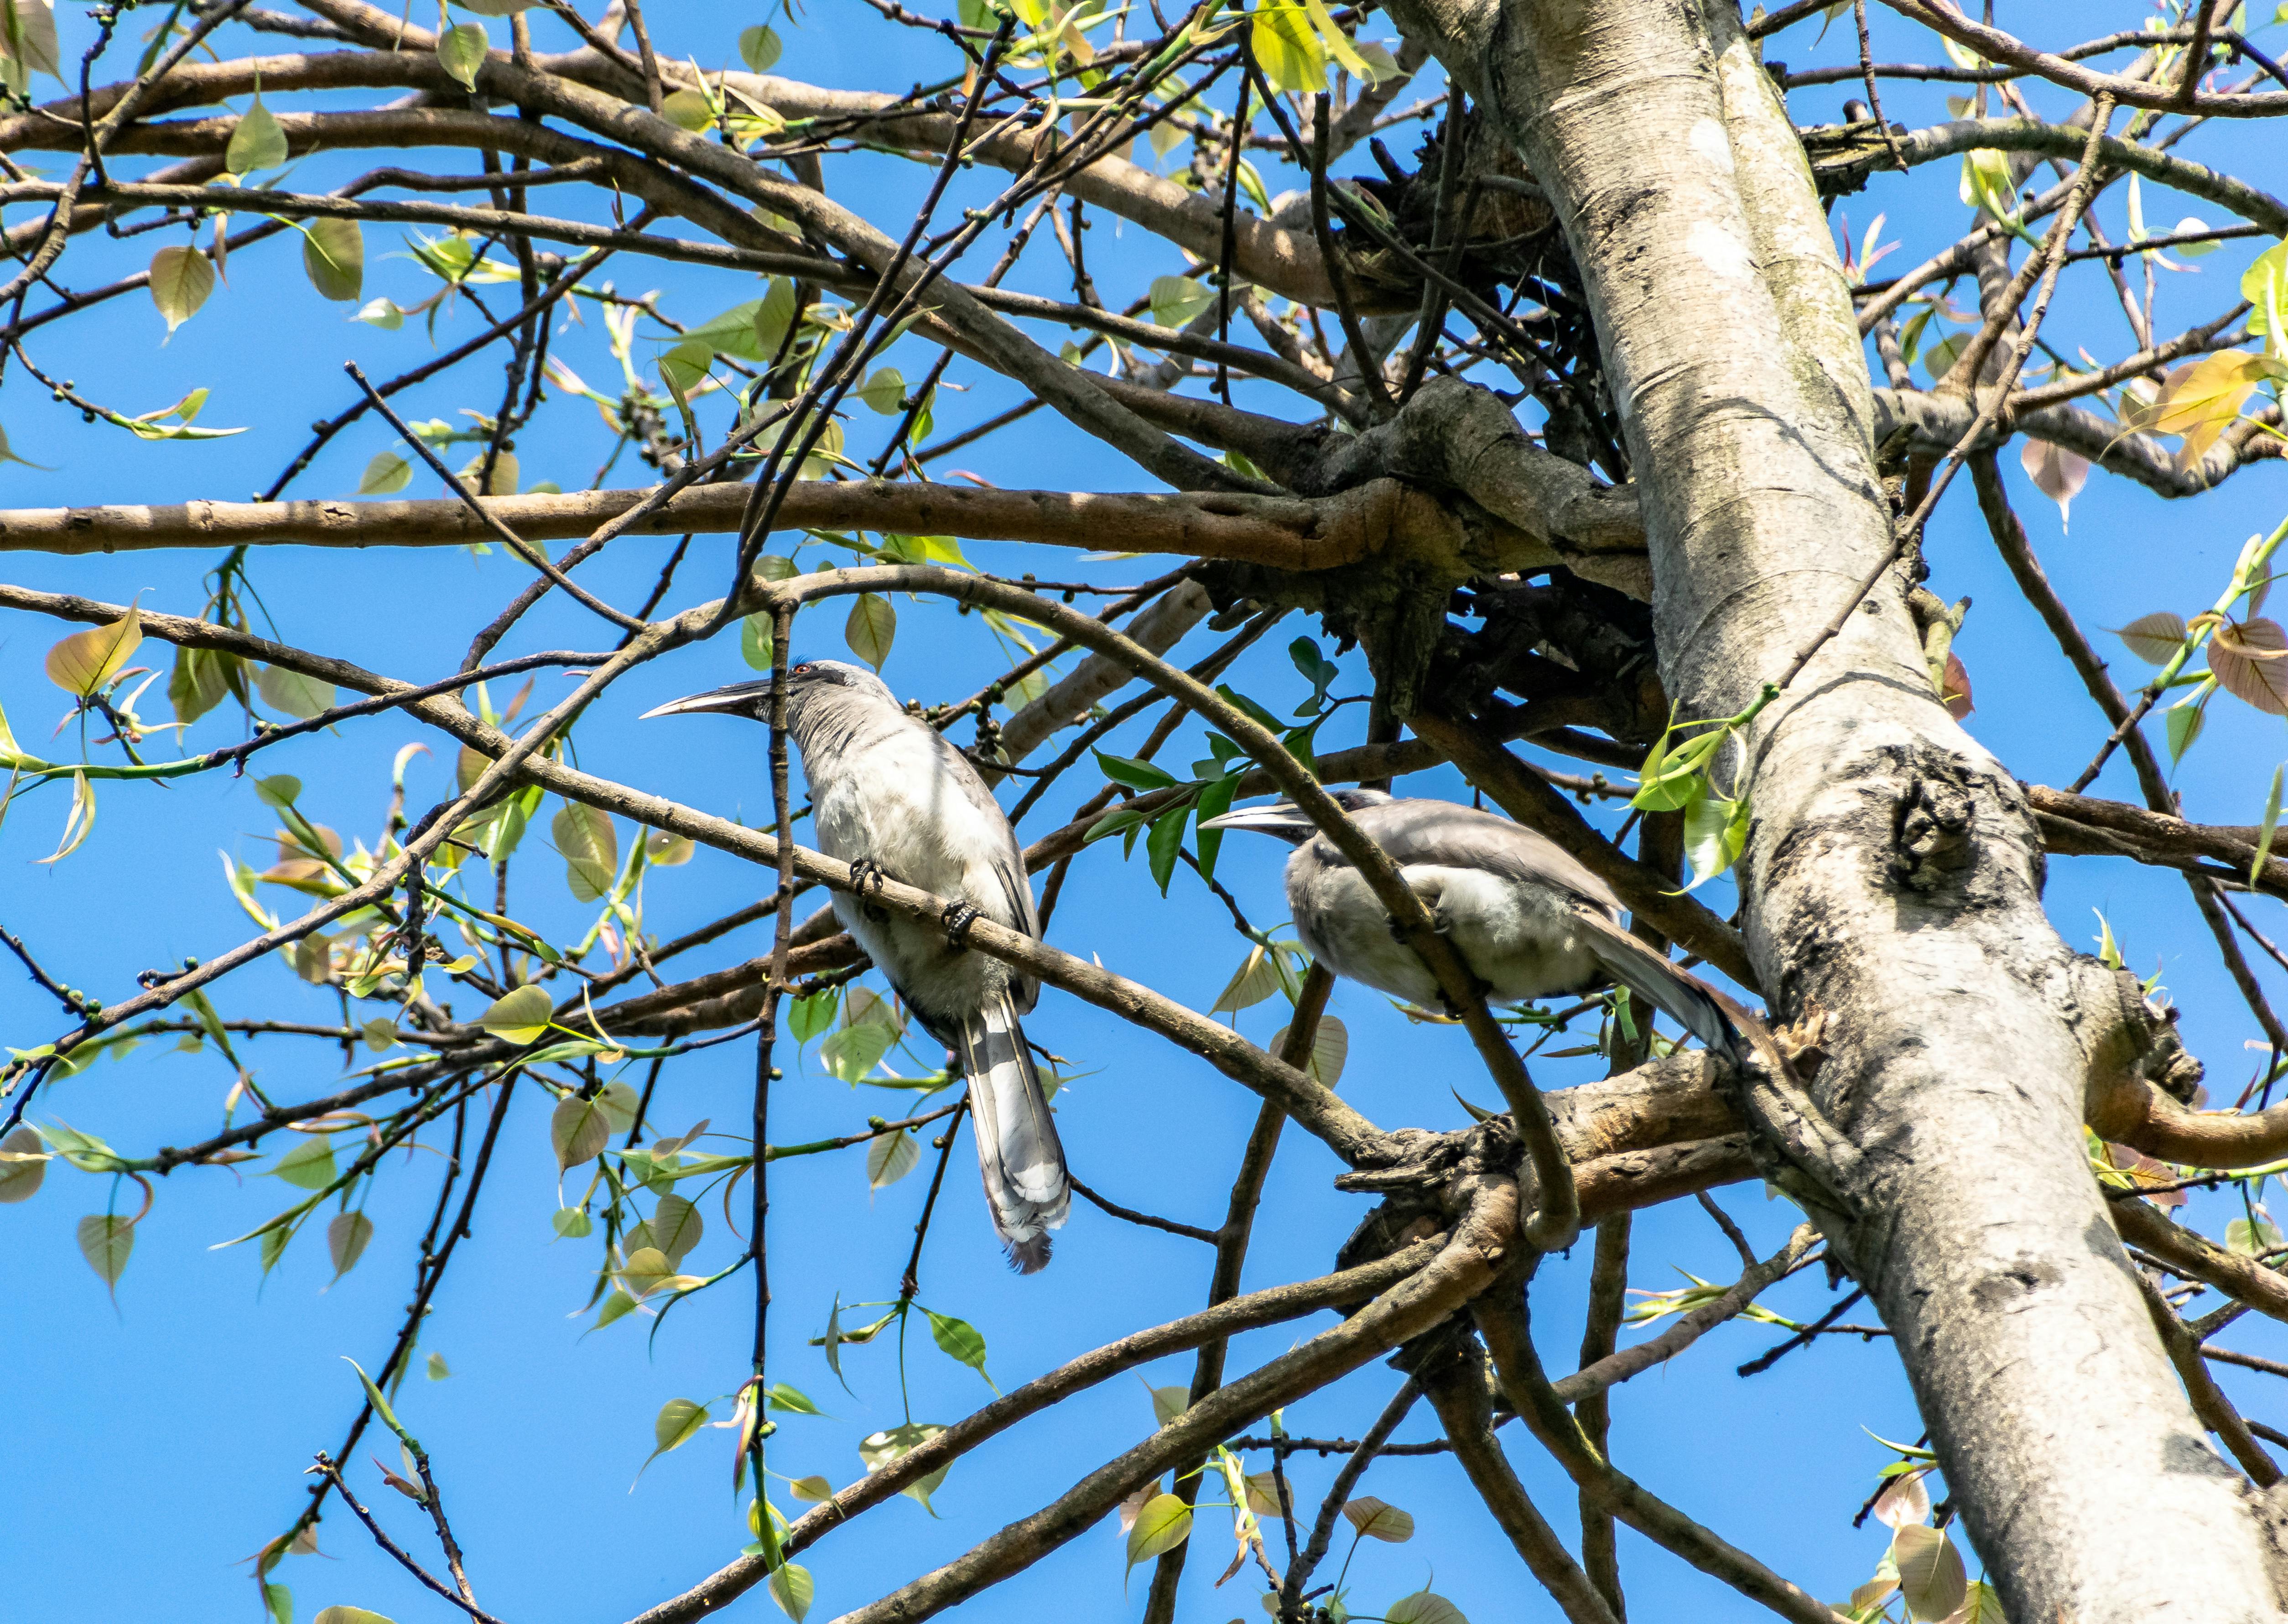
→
(639, 679, 775, 720)
(1198, 800, 1316, 836)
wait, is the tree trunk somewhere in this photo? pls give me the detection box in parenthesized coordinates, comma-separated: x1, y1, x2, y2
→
(1376, 0, 2288, 1615)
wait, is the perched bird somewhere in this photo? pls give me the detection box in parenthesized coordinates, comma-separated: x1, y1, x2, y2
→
(1201, 788, 1741, 1063)
(643, 659, 1071, 1270)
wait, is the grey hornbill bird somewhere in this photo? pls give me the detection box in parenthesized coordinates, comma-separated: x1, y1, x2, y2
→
(1202, 788, 1742, 1063)
(643, 659, 1071, 1271)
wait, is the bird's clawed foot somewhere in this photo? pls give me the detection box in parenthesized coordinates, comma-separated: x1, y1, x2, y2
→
(848, 856, 889, 895)
(943, 900, 981, 947)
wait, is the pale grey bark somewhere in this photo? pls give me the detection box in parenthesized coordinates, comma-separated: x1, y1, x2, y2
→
(1376, 0, 2288, 1616)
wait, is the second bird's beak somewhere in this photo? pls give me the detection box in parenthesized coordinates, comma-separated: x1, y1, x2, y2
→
(639, 679, 776, 721)
(1198, 800, 1316, 836)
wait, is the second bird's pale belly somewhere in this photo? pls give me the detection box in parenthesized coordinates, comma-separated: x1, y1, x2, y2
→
(1292, 863, 1609, 1008)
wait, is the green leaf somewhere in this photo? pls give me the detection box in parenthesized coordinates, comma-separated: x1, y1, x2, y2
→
(359, 451, 411, 495)
(39, 1119, 126, 1174)
(270, 1135, 338, 1191)
(766, 1381, 827, 1416)
(481, 984, 553, 1044)
(1194, 773, 1241, 881)
(1251, 2, 1326, 93)
(1268, 1014, 1347, 1088)
(169, 645, 243, 725)
(752, 279, 799, 358)
(552, 801, 620, 903)
(551, 1205, 593, 1238)
(1211, 943, 1283, 1014)
(1342, 1496, 1414, 1542)
(426, 1353, 451, 1380)
(77, 1212, 133, 1287)
(226, 95, 289, 175)
(661, 88, 716, 131)
(1148, 273, 1215, 328)
(2254, 765, 2284, 886)
(302, 217, 364, 302)
(1385, 1595, 1468, 1624)
(342, 1356, 407, 1443)
(789, 987, 839, 1043)
(265, 1583, 293, 1624)
(819, 1022, 894, 1084)
(739, 23, 783, 71)
(1124, 1492, 1193, 1569)
(2228, 1215, 2285, 1255)
(327, 1210, 373, 1277)
(856, 367, 906, 414)
(1146, 802, 1189, 895)
(640, 1397, 710, 1474)
(149, 245, 214, 335)
(1681, 786, 1750, 890)
(1147, 1382, 1189, 1426)
(649, 1193, 704, 1263)
(1215, 684, 1284, 735)
(594, 1288, 639, 1328)
(768, 1563, 813, 1622)
(845, 593, 896, 671)
(258, 663, 335, 719)
(2167, 697, 2206, 762)
(1094, 751, 1178, 792)
(858, 1421, 951, 1511)
(922, 1306, 994, 1388)
(551, 1093, 614, 1171)
(2244, 239, 2288, 340)
(742, 614, 777, 671)
(866, 1127, 920, 1189)
(436, 20, 488, 88)
(312, 1608, 397, 1624)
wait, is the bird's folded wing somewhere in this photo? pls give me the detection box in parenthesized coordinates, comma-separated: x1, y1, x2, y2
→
(1570, 903, 1743, 1065)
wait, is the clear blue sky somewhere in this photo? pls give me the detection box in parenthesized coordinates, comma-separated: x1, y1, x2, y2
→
(1, 5, 2283, 1622)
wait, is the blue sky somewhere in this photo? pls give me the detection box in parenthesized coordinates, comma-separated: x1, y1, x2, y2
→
(1, 4, 2285, 1622)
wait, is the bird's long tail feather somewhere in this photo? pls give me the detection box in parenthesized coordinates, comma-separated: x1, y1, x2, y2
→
(957, 991, 1070, 1273)
(1578, 908, 1745, 1066)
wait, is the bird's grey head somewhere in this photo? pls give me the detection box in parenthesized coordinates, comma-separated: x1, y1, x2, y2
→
(639, 658, 898, 732)
(1198, 787, 1392, 846)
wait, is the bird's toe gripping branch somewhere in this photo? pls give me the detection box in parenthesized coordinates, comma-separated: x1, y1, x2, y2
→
(943, 900, 982, 948)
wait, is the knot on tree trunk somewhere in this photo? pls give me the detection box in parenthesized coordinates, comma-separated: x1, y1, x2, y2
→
(1334, 1118, 1524, 1277)
(2081, 965, 2209, 1140)
(1890, 770, 1978, 891)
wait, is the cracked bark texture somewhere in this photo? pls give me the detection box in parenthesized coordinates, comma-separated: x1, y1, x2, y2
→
(1375, 0, 2288, 1616)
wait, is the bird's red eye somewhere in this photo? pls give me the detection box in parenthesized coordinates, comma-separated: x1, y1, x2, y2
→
(793, 662, 815, 675)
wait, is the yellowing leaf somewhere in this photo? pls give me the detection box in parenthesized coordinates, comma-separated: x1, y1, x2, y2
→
(149, 245, 214, 334)
(858, 1421, 950, 1510)
(845, 593, 895, 671)
(0, 1126, 50, 1203)
(646, 829, 695, 866)
(2136, 351, 2268, 468)
(45, 609, 141, 695)
(1892, 1524, 1966, 1621)
(662, 88, 715, 130)
(313, 1608, 398, 1624)
(302, 216, 364, 302)
(1341, 1495, 1414, 1542)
